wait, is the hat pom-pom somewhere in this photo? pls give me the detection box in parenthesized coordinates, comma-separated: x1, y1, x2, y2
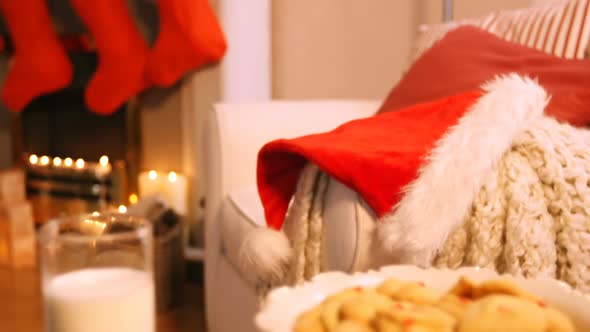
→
(239, 227, 291, 282)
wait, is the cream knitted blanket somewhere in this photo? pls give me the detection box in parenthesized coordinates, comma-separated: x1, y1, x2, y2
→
(279, 117, 590, 295)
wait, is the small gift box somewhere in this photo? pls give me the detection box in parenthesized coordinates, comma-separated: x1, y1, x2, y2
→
(0, 201, 36, 268)
(0, 168, 26, 205)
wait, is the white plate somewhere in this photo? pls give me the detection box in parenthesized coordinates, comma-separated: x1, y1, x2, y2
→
(255, 265, 590, 332)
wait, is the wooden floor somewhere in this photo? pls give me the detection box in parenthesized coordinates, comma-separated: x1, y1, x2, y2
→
(0, 267, 207, 332)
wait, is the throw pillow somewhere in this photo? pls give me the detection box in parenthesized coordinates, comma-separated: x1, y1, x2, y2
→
(412, 0, 590, 61)
(378, 26, 590, 126)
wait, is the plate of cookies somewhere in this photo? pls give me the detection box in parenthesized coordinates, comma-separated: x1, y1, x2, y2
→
(255, 265, 590, 332)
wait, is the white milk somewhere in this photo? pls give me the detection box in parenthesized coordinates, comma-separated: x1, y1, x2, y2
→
(44, 268, 155, 332)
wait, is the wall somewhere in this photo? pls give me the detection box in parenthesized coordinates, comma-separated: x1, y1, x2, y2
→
(139, 87, 184, 173)
(273, 0, 416, 100)
(454, 0, 552, 18)
(272, 0, 540, 100)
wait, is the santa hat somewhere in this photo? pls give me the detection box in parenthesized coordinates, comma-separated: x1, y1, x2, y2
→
(242, 74, 548, 282)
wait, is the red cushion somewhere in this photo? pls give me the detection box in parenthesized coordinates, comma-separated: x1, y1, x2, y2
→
(378, 26, 590, 126)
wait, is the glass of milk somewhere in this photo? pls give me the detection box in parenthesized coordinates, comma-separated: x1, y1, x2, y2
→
(38, 212, 155, 332)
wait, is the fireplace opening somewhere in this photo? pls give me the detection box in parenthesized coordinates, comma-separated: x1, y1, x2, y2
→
(11, 52, 140, 223)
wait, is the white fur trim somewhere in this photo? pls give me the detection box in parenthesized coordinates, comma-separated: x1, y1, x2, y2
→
(239, 227, 292, 282)
(377, 74, 549, 266)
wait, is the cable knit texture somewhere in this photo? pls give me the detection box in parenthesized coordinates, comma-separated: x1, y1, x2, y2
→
(435, 117, 590, 292)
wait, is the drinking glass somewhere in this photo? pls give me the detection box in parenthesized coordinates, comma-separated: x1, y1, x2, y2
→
(38, 213, 155, 332)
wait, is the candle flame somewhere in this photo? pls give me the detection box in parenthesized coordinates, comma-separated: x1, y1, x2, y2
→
(29, 154, 38, 165)
(75, 158, 85, 169)
(64, 157, 73, 167)
(99, 155, 109, 167)
(148, 170, 158, 180)
(129, 194, 139, 205)
(40, 155, 50, 166)
(118, 205, 127, 213)
(53, 157, 62, 167)
(168, 171, 178, 183)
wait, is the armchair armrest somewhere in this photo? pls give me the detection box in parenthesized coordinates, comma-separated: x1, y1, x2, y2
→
(202, 99, 378, 325)
(204, 100, 379, 216)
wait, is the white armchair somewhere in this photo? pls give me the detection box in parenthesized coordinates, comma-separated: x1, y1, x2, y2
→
(203, 100, 379, 332)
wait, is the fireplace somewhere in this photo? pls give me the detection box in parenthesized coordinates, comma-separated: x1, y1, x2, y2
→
(10, 52, 141, 223)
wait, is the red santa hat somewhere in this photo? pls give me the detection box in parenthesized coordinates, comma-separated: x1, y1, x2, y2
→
(242, 74, 548, 282)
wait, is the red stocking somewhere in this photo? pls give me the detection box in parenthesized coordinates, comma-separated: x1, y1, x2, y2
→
(146, 0, 226, 87)
(0, 0, 73, 111)
(70, 0, 149, 115)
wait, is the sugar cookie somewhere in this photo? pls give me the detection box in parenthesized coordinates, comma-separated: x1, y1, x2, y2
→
(293, 276, 575, 332)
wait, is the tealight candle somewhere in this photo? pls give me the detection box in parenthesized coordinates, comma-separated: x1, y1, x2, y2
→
(129, 194, 138, 205)
(161, 171, 188, 216)
(29, 154, 39, 165)
(168, 171, 177, 182)
(99, 155, 109, 167)
(96, 155, 112, 176)
(75, 158, 85, 169)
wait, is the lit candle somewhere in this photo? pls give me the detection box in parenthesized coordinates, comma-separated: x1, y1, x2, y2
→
(161, 171, 188, 216)
(29, 154, 39, 165)
(138, 170, 188, 215)
(64, 158, 73, 167)
(53, 157, 62, 167)
(138, 170, 162, 198)
(96, 155, 111, 176)
(99, 155, 109, 167)
(75, 158, 85, 169)
(168, 171, 177, 182)
(118, 205, 127, 213)
(129, 194, 138, 205)
(40, 155, 50, 166)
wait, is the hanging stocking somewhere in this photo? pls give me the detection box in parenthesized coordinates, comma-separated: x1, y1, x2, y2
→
(146, 0, 227, 87)
(0, 0, 73, 112)
(69, 0, 149, 115)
